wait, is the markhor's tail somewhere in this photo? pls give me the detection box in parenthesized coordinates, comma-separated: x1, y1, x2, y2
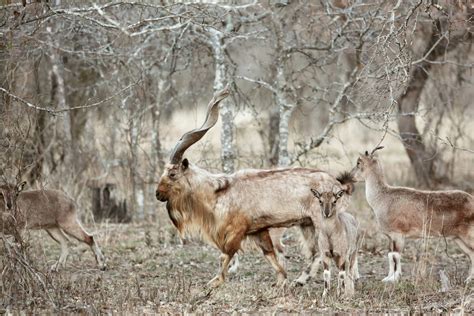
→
(337, 171, 355, 185)
(337, 171, 356, 195)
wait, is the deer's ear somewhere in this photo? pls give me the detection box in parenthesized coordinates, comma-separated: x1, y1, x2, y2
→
(182, 158, 189, 170)
(311, 188, 321, 199)
(17, 181, 27, 192)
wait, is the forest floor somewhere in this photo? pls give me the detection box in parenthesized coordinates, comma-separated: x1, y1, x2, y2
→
(1, 221, 473, 314)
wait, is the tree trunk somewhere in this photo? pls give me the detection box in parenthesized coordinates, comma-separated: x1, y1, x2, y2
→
(268, 109, 280, 166)
(149, 75, 166, 219)
(277, 105, 292, 167)
(397, 20, 456, 188)
(47, 27, 75, 171)
(209, 29, 234, 173)
(129, 117, 144, 220)
(274, 53, 295, 167)
(29, 57, 47, 184)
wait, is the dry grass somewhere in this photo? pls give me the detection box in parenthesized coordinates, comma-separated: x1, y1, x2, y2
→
(1, 108, 473, 313)
(1, 214, 473, 314)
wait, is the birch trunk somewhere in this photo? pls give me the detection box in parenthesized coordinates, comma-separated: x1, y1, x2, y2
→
(148, 76, 166, 219)
(209, 29, 234, 173)
(129, 117, 144, 220)
(275, 54, 295, 167)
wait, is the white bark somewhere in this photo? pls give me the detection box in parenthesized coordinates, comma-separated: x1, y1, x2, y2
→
(275, 61, 295, 167)
(148, 76, 167, 218)
(130, 117, 144, 220)
(209, 28, 234, 173)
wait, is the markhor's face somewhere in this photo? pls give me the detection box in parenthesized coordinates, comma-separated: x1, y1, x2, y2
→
(155, 160, 189, 202)
(156, 164, 179, 202)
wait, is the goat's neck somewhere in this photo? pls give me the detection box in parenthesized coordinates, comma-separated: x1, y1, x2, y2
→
(365, 167, 388, 206)
(321, 214, 343, 236)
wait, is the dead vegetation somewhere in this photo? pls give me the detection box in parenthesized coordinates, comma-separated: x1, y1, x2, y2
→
(1, 214, 473, 314)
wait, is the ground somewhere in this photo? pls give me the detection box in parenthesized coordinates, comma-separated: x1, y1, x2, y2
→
(1, 220, 473, 314)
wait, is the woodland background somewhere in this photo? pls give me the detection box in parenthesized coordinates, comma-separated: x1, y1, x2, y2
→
(0, 0, 473, 313)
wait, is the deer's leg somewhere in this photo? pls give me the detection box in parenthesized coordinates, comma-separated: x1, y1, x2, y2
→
(59, 216, 106, 270)
(335, 254, 355, 297)
(455, 238, 474, 283)
(322, 255, 331, 298)
(46, 228, 69, 271)
(256, 229, 287, 286)
(383, 234, 404, 282)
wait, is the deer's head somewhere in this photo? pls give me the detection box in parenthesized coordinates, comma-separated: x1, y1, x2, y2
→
(351, 146, 384, 181)
(0, 181, 26, 211)
(156, 87, 230, 202)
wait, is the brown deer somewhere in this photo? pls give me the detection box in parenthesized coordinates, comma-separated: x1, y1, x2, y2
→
(155, 87, 348, 287)
(351, 146, 474, 282)
(311, 172, 359, 297)
(0, 181, 106, 271)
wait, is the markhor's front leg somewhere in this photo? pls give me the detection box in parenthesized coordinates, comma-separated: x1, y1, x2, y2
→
(207, 253, 232, 288)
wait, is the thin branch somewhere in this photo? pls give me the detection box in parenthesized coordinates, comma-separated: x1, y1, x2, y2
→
(0, 80, 139, 115)
(235, 75, 277, 94)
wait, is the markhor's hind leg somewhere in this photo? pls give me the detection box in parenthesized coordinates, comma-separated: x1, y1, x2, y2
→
(294, 224, 319, 285)
(270, 227, 287, 269)
(295, 255, 321, 286)
(228, 254, 240, 274)
(256, 230, 287, 286)
(455, 238, 474, 283)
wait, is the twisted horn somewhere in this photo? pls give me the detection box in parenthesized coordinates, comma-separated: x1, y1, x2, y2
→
(169, 86, 231, 164)
(370, 146, 384, 156)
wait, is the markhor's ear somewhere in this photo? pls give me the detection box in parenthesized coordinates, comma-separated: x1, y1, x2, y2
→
(182, 158, 189, 170)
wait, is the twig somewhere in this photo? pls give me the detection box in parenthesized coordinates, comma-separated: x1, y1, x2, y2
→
(0, 80, 139, 115)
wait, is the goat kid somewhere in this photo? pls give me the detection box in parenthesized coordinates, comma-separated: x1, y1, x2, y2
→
(352, 146, 474, 282)
(0, 181, 106, 271)
(156, 87, 348, 287)
(311, 173, 359, 297)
